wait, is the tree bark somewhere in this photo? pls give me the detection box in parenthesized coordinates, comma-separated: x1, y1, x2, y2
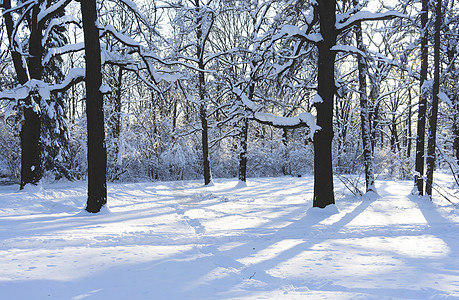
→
(81, 0, 107, 212)
(454, 102, 459, 165)
(414, 0, 429, 195)
(425, 0, 442, 196)
(282, 128, 289, 176)
(390, 113, 399, 153)
(448, 28, 459, 165)
(407, 88, 412, 158)
(196, 0, 212, 185)
(313, 1, 336, 208)
(354, 0, 376, 194)
(23, 3, 44, 188)
(238, 115, 249, 182)
(113, 67, 123, 180)
(2, 0, 43, 188)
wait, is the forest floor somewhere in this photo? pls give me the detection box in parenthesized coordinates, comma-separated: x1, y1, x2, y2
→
(0, 173, 458, 299)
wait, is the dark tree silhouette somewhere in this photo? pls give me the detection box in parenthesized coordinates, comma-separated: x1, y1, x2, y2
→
(81, 0, 107, 212)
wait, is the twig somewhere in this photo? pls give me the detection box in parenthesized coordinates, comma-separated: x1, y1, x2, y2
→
(436, 145, 459, 186)
(336, 174, 363, 197)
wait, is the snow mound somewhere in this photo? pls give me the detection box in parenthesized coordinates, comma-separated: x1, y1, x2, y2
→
(306, 204, 340, 216)
(234, 180, 248, 188)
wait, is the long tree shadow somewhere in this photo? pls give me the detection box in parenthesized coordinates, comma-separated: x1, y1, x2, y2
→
(175, 195, 379, 298)
(411, 194, 459, 265)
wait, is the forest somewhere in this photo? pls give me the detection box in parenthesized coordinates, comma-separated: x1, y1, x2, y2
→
(0, 0, 458, 210)
(1, 1, 459, 299)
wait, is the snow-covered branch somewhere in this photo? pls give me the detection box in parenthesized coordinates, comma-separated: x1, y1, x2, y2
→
(1, 0, 35, 15)
(42, 42, 85, 66)
(336, 10, 406, 31)
(0, 68, 85, 101)
(37, 0, 73, 27)
(42, 15, 80, 47)
(331, 45, 366, 57)
(272, 24, 323, 44)
(233, 88, 320, 140)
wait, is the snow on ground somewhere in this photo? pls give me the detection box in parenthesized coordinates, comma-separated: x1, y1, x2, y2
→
(0, 174, 458, 299)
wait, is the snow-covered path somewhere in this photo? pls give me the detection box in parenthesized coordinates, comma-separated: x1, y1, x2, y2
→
(0, 175, 458, 299)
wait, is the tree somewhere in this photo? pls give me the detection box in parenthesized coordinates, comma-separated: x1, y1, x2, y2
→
(1, 0, 75, 188)
(81, 0, 107, 212)
(310, 0, 336, 207)
(1, 0, 42, 188)
(425, 0, 442, 196)
(353, 0, 376, 194)
(169, 0, 217, 185)
(414, 0, 429, 195)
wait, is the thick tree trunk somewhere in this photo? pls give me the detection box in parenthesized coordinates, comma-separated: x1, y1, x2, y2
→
(81, 0, 107, 212)
(414, 0, 429, 195)
(21, 3, 43, 189)
(3, 0, 43, 189)
(313, 1, 336, 208)
(354, 1, 376, 194)
(426, 0, 442, 196)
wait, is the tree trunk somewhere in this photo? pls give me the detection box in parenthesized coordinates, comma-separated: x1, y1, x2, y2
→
(113, 67, 123, 180)
(21, 3, 44, 188)
(448, 29, 459, 166)
(390, 114, 398, 153)
(426, 0, 442, 196)
(313, 1, 336, 208)
(81, 0, 107, 212)
(282, 128, 289, 175)
(238, 115, 249, 182)
(196, 0, 212, 185)
(414, 0, 429, 195)
(200, 103, 212, 185)
(354, 0, 376, 194)
(238, 81, 255, 183)
(407, 88, 412, 158)
(3, 0, 43, 189)
(370, 87, 381, 152)
(454, 103, 459, 165)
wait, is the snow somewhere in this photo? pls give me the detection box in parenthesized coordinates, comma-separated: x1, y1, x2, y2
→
(99, 84, 111, 94)
(254, 112, 301, 127)
(0, 174, 458, 299)
(312, 94, 323, 104)
(331, 45, 366, 57)
(421, 80, 433, 95)
(42, 43, 85, 66)
(272, 25, 323, 43)
(37, 0, 71, 24)
(42, 16, 80, 47)
(0, 68, 85, 104)
(103, 25, 141, 48)
(336, 11, 407, 30)
(438, 92, 452, 107)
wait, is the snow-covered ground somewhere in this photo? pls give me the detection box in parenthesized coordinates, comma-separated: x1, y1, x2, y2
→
(0, 174, 458, 299)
